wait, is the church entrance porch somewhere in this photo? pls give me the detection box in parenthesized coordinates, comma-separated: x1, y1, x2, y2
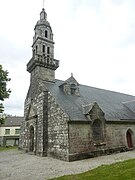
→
(29, 126, 34, 152)
(126, 130, 133, 148)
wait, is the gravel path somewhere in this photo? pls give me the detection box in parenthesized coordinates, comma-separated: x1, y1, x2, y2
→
(0, 149, 135, 180)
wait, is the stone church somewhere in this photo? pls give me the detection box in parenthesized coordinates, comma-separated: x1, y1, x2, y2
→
(19, 8, 135, 161)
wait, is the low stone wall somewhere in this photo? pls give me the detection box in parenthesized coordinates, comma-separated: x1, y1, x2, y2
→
(68, 146, 130, 161)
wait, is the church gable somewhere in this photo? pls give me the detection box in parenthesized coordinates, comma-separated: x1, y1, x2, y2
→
(25, 102, 37, 120)
(82, 102, 105, 122)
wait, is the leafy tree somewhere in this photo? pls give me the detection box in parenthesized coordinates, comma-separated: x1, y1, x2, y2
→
(0, 64, 11, 124)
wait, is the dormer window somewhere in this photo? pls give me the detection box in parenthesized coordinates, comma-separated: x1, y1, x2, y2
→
(45, 30, 48, 38)
(71, 84, 76, 95)
(59, 75, 80, 96)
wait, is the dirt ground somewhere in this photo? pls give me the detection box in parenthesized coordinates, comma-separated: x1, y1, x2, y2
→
(0, 149, 135, 180)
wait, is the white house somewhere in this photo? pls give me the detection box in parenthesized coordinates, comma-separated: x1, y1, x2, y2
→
(0, 116, 23, 146)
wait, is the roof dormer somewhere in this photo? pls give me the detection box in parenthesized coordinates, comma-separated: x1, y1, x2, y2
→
(59, 74, 80, 96)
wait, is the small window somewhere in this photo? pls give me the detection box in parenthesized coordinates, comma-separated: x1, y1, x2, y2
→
(15, 129, 20, 134)
(71, 84, 76, 95)
(47, 47, 50, 54)
(36, 46, 38, 54)
(45, 30, 48, 38)
(5, 129, 10, 135)
(43, 45, 45, 53)
(92, 120, 103, 141)
(33, 49, 35, 57)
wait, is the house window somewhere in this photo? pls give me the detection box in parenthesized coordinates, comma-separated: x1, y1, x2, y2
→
(45, 30, 48, 38)
(5, 129, 10, 135)
(15, 129, 20, 135)
(92, 119, 103, 141)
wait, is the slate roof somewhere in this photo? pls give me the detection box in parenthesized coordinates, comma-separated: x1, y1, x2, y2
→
(2, 116, 23, 126)
(43, 79, 135, 121)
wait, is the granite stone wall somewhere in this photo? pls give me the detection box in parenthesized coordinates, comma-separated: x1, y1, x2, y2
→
(69, 123, 93, 153)
(68, 122, 94, 161)
(106, 122, 135, 149)
(19, 90, 47, 156)
(47, 92, 70, 161)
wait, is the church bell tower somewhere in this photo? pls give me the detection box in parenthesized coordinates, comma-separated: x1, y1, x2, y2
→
(27, 8, 59, 82)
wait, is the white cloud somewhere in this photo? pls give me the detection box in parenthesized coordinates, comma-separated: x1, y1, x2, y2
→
(1, 0, 135, 115)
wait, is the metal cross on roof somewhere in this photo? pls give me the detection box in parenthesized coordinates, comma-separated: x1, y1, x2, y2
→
(43, 0, 45, 8)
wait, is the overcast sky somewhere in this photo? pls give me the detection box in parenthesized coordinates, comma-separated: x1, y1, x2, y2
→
(1, 0, 135, 116)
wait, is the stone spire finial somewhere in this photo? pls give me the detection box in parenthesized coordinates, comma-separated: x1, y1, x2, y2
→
(40, 7, 47, 20)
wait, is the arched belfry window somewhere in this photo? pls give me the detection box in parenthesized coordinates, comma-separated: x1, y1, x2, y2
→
(92, 119, 103, 141)
(45, 30, 48, 38)
(43, 45, 45, 53)
(47, 47, 50, 54)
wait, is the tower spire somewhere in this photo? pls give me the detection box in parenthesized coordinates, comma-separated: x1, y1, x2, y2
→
(27, 7, 59, 82)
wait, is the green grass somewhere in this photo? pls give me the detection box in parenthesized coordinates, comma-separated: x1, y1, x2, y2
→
(50, 159, 135, 180)
(0, 146, 17, 152)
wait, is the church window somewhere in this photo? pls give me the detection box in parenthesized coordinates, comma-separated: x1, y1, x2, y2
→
(47, 47, 50, 54)
(45, 30, 48, 38)
(92, 119, 103, 141)
(43, 45, 45, 53)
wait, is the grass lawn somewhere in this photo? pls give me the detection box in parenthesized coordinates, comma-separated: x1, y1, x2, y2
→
(0, 146, 17, 152)
(50, 159, 135, 180)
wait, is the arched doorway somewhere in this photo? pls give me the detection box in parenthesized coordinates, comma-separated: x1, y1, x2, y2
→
(126, 130, 133, 148)
(29, 126, 34, 152)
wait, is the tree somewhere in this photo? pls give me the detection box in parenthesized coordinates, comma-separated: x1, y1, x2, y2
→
(0, 64, 11, 124)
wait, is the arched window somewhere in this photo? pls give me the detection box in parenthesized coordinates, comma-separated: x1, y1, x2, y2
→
(92, 119, 103, 141)
(45, 30, 48, 38)
(47, 47, 50, 54)
(43, 45, 45, 53)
